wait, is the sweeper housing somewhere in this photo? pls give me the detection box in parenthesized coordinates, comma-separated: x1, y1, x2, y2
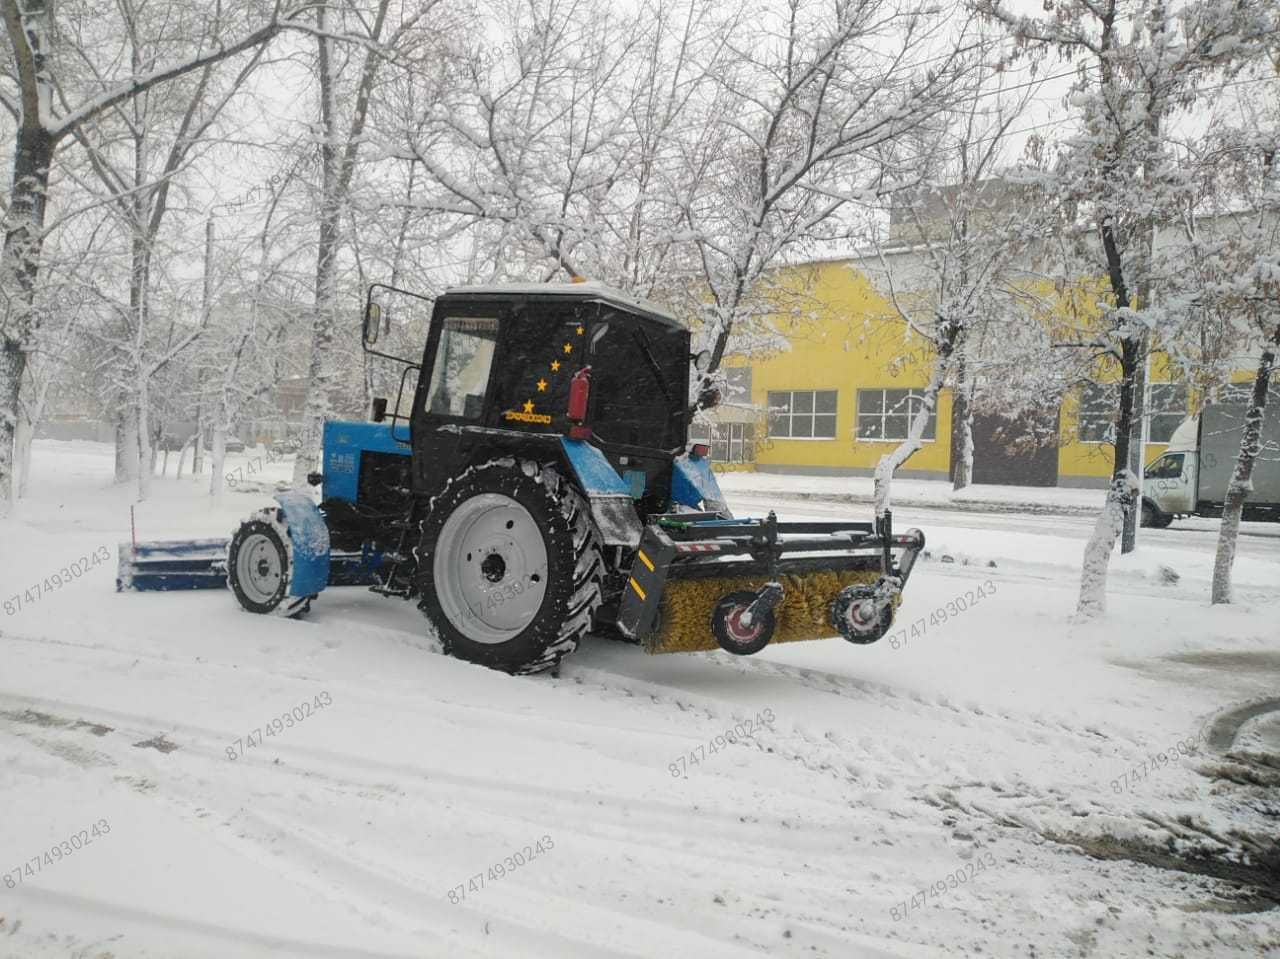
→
(119, 281, 924, 674)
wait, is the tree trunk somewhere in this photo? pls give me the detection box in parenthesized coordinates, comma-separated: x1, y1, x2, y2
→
(209, 425, 227, 506)
(192, 401, 205, 476)
(137, 381, 153, 501)
(1076, 473, 1131, 619)
(0, 123, 54, 513)
(875, 321, 956, 516)
(1075, 334, 1141, 617)
(292, 197, 341, 487)
(115, 404, 139, 484)
(15, 363, 52, 498)
(1120, 336, 1148, 554)
(0, 337, 21, 514)
(14, 413, 32, 498)
(950, 350, 973, 491)
(1211, 340, 1276, 604)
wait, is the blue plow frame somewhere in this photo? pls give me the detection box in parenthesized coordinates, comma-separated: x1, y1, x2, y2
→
(117, 540, 385, 593)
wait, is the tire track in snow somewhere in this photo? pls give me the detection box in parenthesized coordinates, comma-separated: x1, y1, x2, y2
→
(1, 883, 437, 959)
(0, 693, 906, 958)
(699, 654, 1139, 753)
(1205, 696, 1280, 756)
(0, 687, 873, 880)
(556, 663, 960, 792)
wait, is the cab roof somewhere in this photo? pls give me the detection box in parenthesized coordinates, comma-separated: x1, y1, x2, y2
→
(440, 281, 684, 331)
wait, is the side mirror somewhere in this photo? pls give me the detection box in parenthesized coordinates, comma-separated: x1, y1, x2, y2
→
(692, 349, 712, 373)
(371, 397, 388, 423)
(363, 302, 383, 346)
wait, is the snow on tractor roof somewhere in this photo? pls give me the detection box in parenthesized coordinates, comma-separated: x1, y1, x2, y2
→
(441, 281, 684, 329)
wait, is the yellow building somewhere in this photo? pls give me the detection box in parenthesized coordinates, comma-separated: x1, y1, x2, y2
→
(696, 257, 1220, 488)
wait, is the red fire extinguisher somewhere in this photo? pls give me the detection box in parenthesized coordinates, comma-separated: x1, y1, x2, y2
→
(567, 366, 592, 439)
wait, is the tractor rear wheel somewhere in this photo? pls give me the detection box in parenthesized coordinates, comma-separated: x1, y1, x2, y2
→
(417, 459, 605, 674)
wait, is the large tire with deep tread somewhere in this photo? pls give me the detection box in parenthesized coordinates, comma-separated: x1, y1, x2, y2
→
(416, 458, 605, 674)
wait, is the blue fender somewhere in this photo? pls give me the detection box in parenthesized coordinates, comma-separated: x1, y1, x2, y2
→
(671, 453, 729, 513)
(273, 491, 331, 597)
(558, 438, 643, 547)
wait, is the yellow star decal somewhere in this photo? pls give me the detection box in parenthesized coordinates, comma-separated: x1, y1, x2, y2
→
(551, 360, 561, 372)
(576, 325, 584, 335)
(563, 342, 573, 354)
(522, 399, 535, 414)
(536, 378, 548, 392)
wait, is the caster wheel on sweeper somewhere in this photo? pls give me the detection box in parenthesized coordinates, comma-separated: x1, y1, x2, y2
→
(829, 583, 893, 644)
(227, 512, 312, 618)
(416, 459, 605, 675)
(711, 590, 777, 656)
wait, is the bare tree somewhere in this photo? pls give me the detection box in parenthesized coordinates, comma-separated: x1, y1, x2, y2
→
(292, 0, 440, 486)
(1171, 80, 1280, 603)
(64, 5, 277, 499)
(866, 69, 1044, 495)
(978, 0, 1273, 617)
(686, 1, 980, 386)
(0, 0, 327, 510)
(395, 0, 657, 287)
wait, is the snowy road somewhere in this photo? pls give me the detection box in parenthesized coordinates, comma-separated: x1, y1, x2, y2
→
(729, 491, 1280, 553)
(730, 491, 1280, 605)
(1, 443, 1278, 958)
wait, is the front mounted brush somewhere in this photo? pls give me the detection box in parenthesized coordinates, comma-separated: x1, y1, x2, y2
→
(617, 510, 924, 655)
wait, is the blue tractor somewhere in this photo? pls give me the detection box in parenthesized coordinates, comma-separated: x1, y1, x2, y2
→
(119, 282, 924, 674)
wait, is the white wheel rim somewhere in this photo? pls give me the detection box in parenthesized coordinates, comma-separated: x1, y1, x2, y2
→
(433, 493, 549, 644)
(236, 532, 284, 605)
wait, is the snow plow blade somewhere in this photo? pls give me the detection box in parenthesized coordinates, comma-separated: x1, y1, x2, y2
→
(116, 540, 383, 592)
(617, 511, 924, 654)
(116, 539, 230, 592)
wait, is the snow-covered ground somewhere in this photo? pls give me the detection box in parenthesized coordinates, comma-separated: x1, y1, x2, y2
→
(1, 441, 1278, 958)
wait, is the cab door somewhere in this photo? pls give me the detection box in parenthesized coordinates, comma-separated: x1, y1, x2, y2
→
(1144, 451, 1194, 514)
(412, 300, 505, 496)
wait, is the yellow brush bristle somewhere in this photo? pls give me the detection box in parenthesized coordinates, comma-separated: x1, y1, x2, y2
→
(645, 568, 883, 654)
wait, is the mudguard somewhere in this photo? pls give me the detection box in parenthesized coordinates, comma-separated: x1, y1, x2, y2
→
(558, 437, 643, 547)
(671, 452, 729, 513)
(273, 491, 331, 597)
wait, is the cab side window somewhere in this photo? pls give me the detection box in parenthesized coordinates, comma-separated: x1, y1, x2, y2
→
(1146, 453, 1184, 479)
(423, 317, 499, 419)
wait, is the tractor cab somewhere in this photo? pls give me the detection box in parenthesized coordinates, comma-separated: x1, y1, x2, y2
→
(364, 281, 700, 520)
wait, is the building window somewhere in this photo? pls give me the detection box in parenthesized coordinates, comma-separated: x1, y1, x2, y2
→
(690, 422, 755, 463)
(1219, 381, 1280, 405)
(722, 368, 752, 404)
(1078, 382, 1115, 443)
(856, 389, 936, 441)
(767, 390, 837, 439)
(1148, 383, 1187, 443)
(1078, 382, 1186, 444)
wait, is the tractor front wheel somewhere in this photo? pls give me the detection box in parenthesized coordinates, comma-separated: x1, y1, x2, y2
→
(417, 459, 604, 674)
(227, 512, 312, 618)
